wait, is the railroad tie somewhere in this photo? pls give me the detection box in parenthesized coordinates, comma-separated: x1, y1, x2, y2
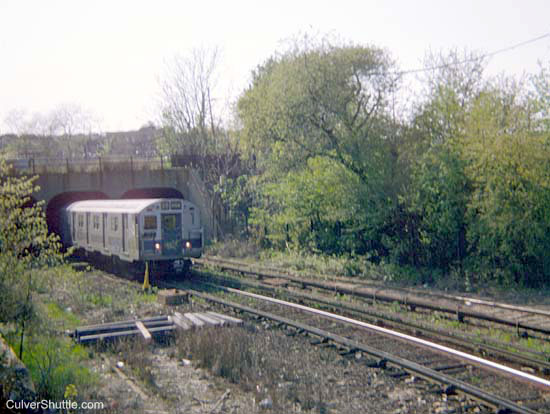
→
(182, 313, 206, 328)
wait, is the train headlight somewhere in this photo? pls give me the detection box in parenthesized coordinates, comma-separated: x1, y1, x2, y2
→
(185, 241, 192, 249)
(155, 242, 161, 252)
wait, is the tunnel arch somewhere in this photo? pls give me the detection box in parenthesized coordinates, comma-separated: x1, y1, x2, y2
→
(46, 191, 109, 237)
(120, 187, 185, 199)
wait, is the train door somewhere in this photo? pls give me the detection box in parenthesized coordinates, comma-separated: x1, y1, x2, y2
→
(122, 213, 127, 253)
(86, 212, 90, 245)
(102, 213, 107, 248)
(161, 213, 182, 256)
(72, 212, 76, 242)
(181, 205, 191, 238)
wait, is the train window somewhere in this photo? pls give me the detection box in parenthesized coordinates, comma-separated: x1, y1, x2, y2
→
(111, 216, 118, 232)
(144, 215, 157, 230)
(161, 201, 169, 210)
(93, 215, 100, 230)
(170, 200, 182, 209)
(78, 214, 84, 228)
(162, 214, 176, 230)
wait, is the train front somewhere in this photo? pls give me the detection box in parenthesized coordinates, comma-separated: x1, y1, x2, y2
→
(140, 198, 202, 274)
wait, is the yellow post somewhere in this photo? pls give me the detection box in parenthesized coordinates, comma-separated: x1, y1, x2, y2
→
(143, 261, 151, 291)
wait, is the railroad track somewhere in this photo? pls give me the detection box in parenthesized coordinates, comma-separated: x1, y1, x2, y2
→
(195, 256, 550, 337)
(192, 256, 550, 376)
(78, 259, 550, 412)
(159, 277, 550, 414)
(185, 268, 550, 378)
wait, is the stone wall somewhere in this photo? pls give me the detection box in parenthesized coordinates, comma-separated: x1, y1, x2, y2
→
(0, 335, 37, 409)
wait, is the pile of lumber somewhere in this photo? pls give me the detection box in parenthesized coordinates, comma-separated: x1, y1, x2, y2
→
(73, 312, 242, 344)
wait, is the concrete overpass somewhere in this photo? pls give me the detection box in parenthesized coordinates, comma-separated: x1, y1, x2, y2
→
(12, 157, 221, 241)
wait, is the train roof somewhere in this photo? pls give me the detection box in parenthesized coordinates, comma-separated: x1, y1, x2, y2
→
(65, 198, 181, 214)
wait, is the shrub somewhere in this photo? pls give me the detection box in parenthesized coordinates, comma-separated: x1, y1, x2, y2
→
(7, 333, 96, 401)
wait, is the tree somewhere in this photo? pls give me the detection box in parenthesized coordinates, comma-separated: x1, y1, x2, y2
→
(237, 37, 414, 255)
(256, 157, 368, 253)
(158, 47, 224, 156)
(158, 47, 241, 185)
(531, 60, 550, 132)
(401, 51, 487, 274)
(49, 103, 100, 159)
(412, 49, 487, 149)
(0, 160, 65, 358)
(238, 36, 401, 184)
(2, 104, 100, 159)
(459, 83, 550, 286)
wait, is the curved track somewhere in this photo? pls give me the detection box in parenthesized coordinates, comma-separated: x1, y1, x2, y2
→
(197, 256, 550, 336)
(161, 278, 549, 414)
(187, 267, 550, 377)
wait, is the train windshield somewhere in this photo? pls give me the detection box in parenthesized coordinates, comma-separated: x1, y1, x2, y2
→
(144, 215, 157, 230)
(161, 213, 182, 255)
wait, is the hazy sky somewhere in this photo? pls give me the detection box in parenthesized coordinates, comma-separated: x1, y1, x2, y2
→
(1, 0, 549, 133)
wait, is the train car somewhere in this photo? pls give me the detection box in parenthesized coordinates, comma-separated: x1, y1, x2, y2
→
(61, 198, 202, 274)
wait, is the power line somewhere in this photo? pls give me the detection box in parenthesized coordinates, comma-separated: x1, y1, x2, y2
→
(393, 31, 550, 77)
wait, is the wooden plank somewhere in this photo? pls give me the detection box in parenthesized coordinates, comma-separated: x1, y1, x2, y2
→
(183, 312, 205, 327)
(262, 278, 289, 287)
(79, 329, 139, 343)
(147, 325, 176, 334)
(135, 321, 152, 342)
(194, 312, 223, 326)
(76, 320, 173, 337)
(158, 289, 189, 305)
(170, 314, 191, 330)
(206, 311, 243, 325)
(76, 315, 169, 331)
(78, 325, 175, 343)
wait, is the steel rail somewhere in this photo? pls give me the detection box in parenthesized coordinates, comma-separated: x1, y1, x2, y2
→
(200, 256, 550, 317)
(440, 295, 550, 318)
(191, 271, 550, 372)
(208, 284, 550, 389)
(197, 257, 550, 335)
(182, 287, 540, 414)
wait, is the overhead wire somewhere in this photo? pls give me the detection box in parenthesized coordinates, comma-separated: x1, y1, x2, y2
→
(387, 31, 550, 77)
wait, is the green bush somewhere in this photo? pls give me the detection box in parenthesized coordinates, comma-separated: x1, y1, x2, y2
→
(6, 333, 96, 401)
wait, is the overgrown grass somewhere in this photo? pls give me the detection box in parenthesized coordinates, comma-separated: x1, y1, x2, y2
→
(3, 325, 97, 402)
(132, 290, 158, 305)
(207, 239, 550, 301)
(420, 311, 550, 355)
(206, 237, 262, 260)
(1, 262, 161, 405)
(109, 339, 159, 393)
(174, 325, 333, 412)
(44, 302, 82, 330)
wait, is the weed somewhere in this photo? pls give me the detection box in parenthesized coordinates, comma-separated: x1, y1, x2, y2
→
(84, 292, 113, 307)
(174, 325, 335, 411)
(6, 332, 96, 401)
(207, 238, 261, 259)
(109, 338, 159, 393)
(388, 301, 401, 313)
(133, 290, 157, 305)
(43, 302, 81, 329)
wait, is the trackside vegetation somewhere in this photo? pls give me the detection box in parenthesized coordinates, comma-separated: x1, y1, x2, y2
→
(216, 37, 550, 289)
(4, 35, 550, 292)
(0, 160, 97, 401)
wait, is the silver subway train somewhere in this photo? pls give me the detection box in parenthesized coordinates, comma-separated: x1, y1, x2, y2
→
(60, 198, 203, 275)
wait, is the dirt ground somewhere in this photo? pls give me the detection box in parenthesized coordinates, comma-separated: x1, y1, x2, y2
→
(41, 266, 467, 413)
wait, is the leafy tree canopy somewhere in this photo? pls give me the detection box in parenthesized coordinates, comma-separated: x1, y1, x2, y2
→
(238, 36, 400, 185)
